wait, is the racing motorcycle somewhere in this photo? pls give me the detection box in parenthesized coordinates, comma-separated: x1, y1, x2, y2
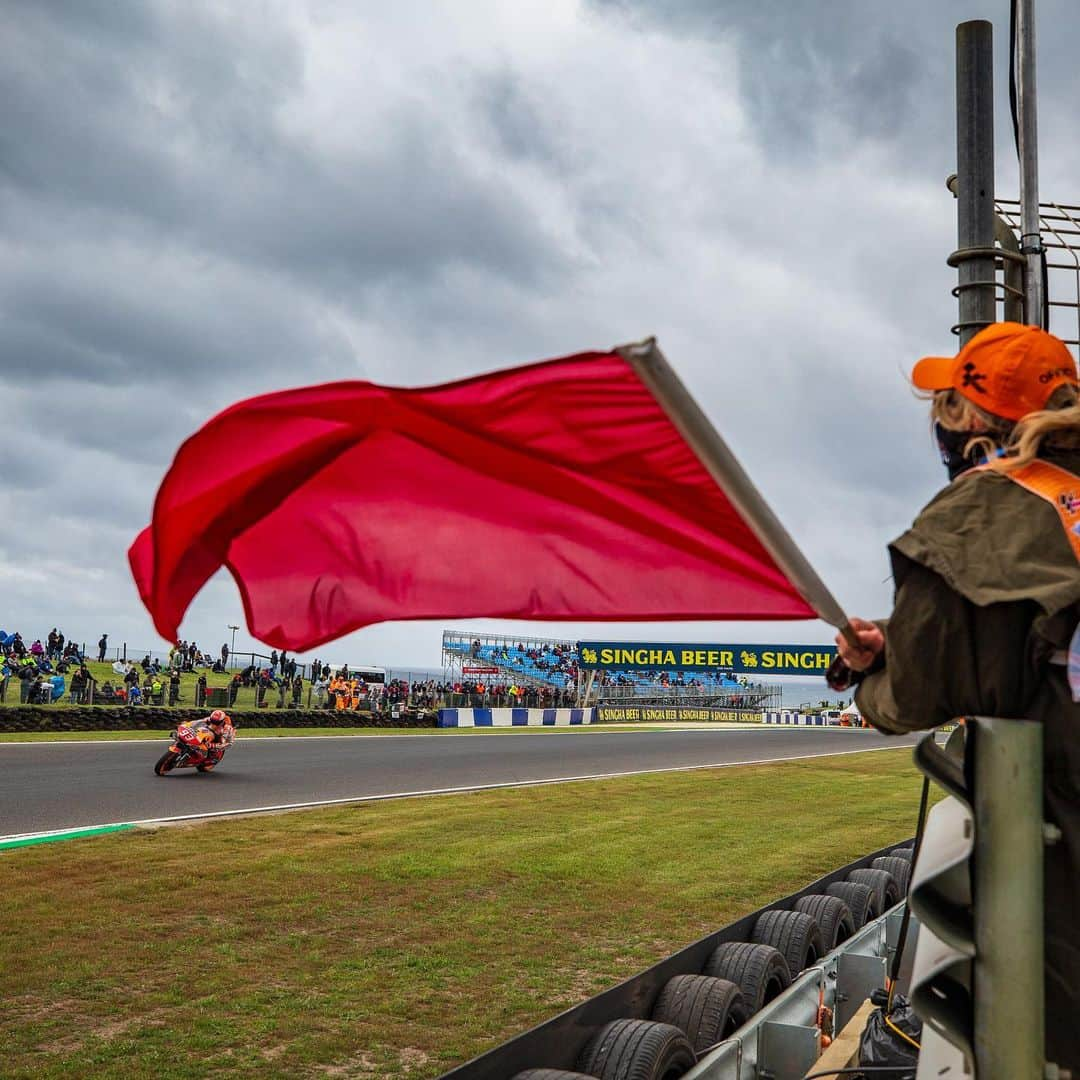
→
(153, 724, 227, 776)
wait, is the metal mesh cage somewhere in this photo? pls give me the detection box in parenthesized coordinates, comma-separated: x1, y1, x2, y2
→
(995, 197, 1080, 355)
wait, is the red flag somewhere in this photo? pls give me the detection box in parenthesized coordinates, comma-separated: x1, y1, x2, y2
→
(130, 349, 815, 651)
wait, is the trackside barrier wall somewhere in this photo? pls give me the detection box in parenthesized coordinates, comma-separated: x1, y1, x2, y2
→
(437, 841, 912, 1080)
(910, 721, 1046, 1077)
(762, 711, 827, 725)
(437, 707, 596, 728)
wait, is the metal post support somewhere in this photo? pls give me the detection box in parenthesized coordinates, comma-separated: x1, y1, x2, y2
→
(970, 717, 1044, 1077)
(955, 21, 997, 345)
(994, 215, 1026, 323)
(1015, 0, 1045, 327)
(581, 669, 596, 709)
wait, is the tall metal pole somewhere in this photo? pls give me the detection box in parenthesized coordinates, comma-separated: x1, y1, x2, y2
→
(971, 717, 1045, 1078)
(1016, 0, 1045, 327)
(955, 21, 996, 346)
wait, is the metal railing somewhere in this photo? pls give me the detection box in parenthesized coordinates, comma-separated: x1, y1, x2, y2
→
(58, 680, 310, 711)
(103, 648, 328, 682)
(443, 629, 578, 653)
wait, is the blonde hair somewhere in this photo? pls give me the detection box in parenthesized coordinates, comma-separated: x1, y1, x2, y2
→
(928, 385, 1080, 471)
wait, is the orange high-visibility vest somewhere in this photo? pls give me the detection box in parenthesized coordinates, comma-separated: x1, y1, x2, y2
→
(995, 460, 1080, 562)
(993, 459, 1080, 700)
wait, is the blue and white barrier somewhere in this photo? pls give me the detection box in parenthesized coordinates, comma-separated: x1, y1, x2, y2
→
(763, 711, 828, 726)
(438, 707, 596, 728)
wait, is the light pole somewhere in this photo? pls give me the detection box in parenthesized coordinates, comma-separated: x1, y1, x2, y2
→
(1016, 0, 1045, 327)
(228, 625, 239, 655)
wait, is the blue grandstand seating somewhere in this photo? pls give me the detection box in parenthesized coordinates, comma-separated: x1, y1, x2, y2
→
(444, 639, 575, 687)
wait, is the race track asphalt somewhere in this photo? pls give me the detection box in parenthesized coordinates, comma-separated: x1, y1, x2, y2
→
(0, 726, 921, 837)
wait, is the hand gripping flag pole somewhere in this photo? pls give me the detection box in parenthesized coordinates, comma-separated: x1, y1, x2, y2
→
(618, 338, 859, 650)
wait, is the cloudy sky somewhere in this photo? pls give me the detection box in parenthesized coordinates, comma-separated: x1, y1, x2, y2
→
(4, 0, 1080, 670)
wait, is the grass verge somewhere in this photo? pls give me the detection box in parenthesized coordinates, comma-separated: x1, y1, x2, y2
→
(1, 748, 928, 1079)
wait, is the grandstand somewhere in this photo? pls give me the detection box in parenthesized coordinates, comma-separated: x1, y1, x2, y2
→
(441, 632, 780, 710)
(442, 631, 577, 690)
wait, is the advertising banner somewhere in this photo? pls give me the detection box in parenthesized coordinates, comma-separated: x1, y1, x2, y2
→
(595, 706, 762, 723)
(577, 641, 836, 677)
(462, 665, 501, 675)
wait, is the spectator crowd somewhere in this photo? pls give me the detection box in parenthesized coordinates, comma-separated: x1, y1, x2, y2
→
(1, 626, 88, 703)
(1, 624, 586, 713)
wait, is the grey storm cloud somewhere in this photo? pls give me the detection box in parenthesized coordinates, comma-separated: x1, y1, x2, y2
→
(594, 0, 1080, 183)
(592, 0, 942, 155)
(3, 0, 1079, 668)
(1, 243, 354, 391)
(2, 2, 576, 348)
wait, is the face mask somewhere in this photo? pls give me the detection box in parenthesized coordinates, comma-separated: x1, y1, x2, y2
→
(935, 423, 980, 481)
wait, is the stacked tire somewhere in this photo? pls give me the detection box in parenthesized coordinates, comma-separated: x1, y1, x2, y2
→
(703, 941, 791, 1014)
(651, 975, 747, 1053)
(847, 867, 902, 914)
(825, 881, 876, 928)
(513, 1019, 696, 1080)
(792, 895, 855, 951)
(872, 855, 912, 895)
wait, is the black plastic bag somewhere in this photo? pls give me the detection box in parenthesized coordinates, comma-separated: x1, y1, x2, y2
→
(857, 992, 922, 1080)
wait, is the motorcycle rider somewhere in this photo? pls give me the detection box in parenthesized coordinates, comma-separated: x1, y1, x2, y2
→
(186, 709, 235, 770)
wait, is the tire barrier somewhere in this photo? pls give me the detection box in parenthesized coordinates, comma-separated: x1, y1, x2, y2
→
(871, 855, 913, 895)
(437, 708, 595, 728)
(702, 943, 791, 1015)
(440, 840, 913, 1080)
(575, 1020, 695, 1080)
(792, 894, 856, 951)
(824, 881, 877, 929)
(749, 909, 824, 978)
(649, 976, 747, 1055)
(847, 867, 902, 914)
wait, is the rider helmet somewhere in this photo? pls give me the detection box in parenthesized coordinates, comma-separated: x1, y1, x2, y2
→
(208, 709, 228, 728)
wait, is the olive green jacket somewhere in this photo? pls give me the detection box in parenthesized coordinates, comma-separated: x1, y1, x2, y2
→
(856, 448, 1080, 1064)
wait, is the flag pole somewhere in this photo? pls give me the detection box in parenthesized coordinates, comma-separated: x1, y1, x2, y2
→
(617, 338, 858, 647)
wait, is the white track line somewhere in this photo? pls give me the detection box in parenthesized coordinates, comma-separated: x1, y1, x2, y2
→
(0, 743, 904, 842)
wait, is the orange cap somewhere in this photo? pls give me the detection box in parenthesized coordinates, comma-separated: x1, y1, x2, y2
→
(912, 322, 1078, 422)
